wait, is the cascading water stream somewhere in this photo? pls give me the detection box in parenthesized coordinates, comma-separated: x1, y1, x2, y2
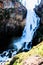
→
(0, 0, 41, 62)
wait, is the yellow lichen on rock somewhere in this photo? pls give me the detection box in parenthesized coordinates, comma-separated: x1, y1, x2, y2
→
(6, 41, 43, 65)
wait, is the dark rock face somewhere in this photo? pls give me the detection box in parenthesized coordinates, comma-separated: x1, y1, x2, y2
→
(0, 1, 3, 8)
(34, 0, 43, 24)
(32, 0, 43, 46)
(0, 2, 27, 51)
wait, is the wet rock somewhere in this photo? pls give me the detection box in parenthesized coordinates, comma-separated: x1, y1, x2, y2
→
(34, 0, 43, 24)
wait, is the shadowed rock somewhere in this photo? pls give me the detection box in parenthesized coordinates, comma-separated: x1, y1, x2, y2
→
(34, 0, 43, 24)
(0, 1, 27, 51)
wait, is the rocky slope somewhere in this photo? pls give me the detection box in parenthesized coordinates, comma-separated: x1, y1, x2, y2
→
(5, 41, 43, 65)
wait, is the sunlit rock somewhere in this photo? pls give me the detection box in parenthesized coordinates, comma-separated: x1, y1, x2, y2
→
(5, 41, 43, 65)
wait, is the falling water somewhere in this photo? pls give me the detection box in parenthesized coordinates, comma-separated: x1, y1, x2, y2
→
(0, 0, 41, 62)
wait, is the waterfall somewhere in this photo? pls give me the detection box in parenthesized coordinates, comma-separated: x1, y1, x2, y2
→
(12, 0, 40, 53)
(20, 0, 41, 11)
(0, 0, 41, 61)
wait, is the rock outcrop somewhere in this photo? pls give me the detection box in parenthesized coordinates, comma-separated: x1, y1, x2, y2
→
(34, 0, 43, 24)
(5, 41, 43, 65)
(0, 1, 27, 51)
(32, 0, 43, 46)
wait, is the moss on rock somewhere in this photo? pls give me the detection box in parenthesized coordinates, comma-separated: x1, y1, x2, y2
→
(5, 41, 43, 65)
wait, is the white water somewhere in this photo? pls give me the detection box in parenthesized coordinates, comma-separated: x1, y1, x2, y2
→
(12, 0, 40, 52)
(0, 0, 41, 61)
(21, 0, 41, 11)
